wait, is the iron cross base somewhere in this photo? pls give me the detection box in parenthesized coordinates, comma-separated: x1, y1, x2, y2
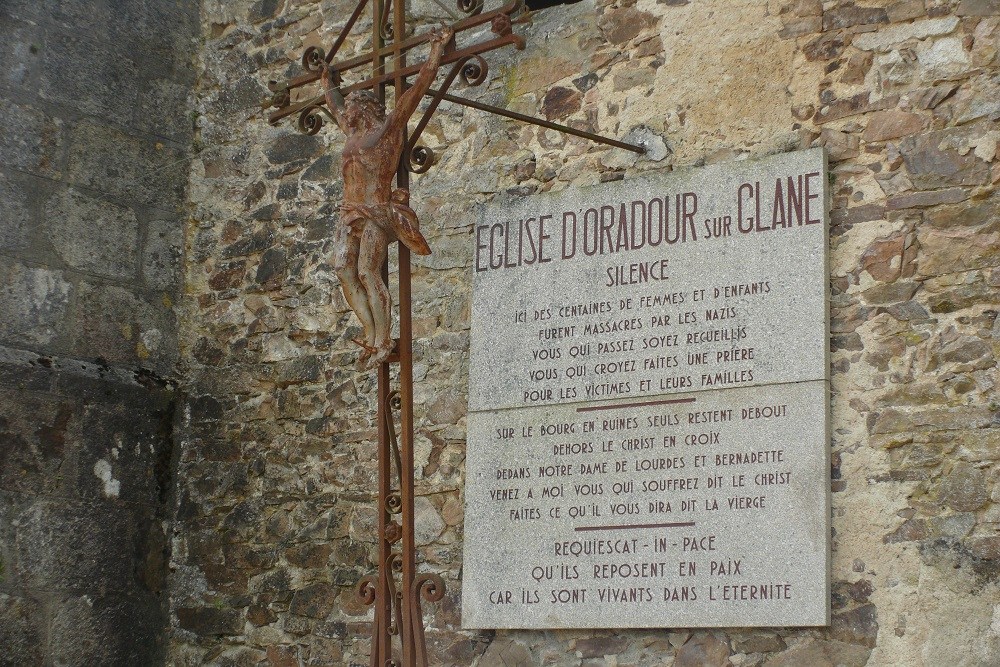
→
(354, 246, 439, 667)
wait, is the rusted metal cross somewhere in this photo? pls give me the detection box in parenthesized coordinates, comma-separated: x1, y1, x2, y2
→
(263, 2, 642, 666)
(266, 0, 643, 167)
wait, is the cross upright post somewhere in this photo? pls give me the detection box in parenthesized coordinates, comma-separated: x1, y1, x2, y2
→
(370, 0, 396, 662)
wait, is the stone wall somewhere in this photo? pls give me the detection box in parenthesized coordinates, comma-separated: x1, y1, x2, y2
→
(0, 1, 199, 664)
(173, 0, 1000, 666)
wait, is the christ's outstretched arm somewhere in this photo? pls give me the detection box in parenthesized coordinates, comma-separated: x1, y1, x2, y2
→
(384, 26, 454, 137)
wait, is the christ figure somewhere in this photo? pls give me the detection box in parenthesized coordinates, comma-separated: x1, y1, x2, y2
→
(321, 26, 453, 368)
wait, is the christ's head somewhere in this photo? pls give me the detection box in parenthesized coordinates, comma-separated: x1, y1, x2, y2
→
(343, 90, 386, 133)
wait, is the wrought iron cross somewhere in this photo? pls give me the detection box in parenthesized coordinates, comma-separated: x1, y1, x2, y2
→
(264, 2, 642, 665)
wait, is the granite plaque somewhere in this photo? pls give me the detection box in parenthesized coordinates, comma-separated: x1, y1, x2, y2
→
(463, 148, 830, 629)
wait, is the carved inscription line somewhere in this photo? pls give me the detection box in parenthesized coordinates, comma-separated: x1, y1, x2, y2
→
(575, 521, 696, 532)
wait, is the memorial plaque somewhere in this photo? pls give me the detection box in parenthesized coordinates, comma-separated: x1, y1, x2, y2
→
(462, 148, 830, 629)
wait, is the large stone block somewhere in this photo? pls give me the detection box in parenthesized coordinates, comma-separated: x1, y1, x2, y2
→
(0, 593, 45, 666)
(900, 126, 992, 189)
(0, 387, 75, 498)
(9, 495, 153, 594)
(38, 30, 142, 122)
(73, 282, 177, 373)
(0, 172, 35, 254)
(133, 77, 195, 144)
(49, 592, 166, 666)
(0, 258, 73, 350)
(0, 14, 40, 92)
(44, 187, 140, 281)
(143, 216, 185, 292)
(66, 120, 187, 213)
(70, 390, 174, 508)
(0, 98, 64, 178)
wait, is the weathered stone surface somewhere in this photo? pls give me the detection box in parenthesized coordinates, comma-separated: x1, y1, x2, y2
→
(851, 17, 959, 51)
(939, 463, 989, 511)
(290, 583, 336, 618)
(899, 128, 992, 189)
(917, 37, 973, 79)
(598, 8, 658, 45)
(887, 0, 927, 22)
(732, 631, 786, 654)
(820, 128, 860, 160)
(143, 216, 184, 291)
(414, 496, 445, 546)
(75, 282, 177, 373)
(0, 4, 194, 661)
(763, 639, 870, 666)
(176, 606, 244, 636)
(479, 638, 533, 667)
(0, 173, 34, 253)
(266, 133, 324, 165)
(45, 188, 139, 280)
(50, 593, 166, 665)
(0, 260, 73, 348)
(675, 633, 732, 666)
(862, 110, 927, 142)
(0, 594, 44, 666)
(886, 187, 968, 209)
(831, 603, 878, 647)
(0, 16, 40, 91)
(167, 0, 1000, 665)
(824, 3, 888, 30)
(541, 86, 583, 120)
(66, 121, 187, 212)
(0, 99, 63, 177)
(957, 0, 1000, 16)
(38, 32, 141, 121)
(917, 224, 1000, 276)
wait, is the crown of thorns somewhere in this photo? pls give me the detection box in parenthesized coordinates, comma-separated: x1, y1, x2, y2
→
(345, 90, 386, 116)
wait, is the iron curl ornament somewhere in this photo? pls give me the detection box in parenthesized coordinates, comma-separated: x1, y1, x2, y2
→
(296, 104, 331, 135)
(405, 145, 436, 174)
(356, 575, 378, 606)
(457, 0, 484, 15)
(302, 45, 327, 73)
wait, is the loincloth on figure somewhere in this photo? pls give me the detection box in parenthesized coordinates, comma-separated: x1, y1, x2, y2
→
(336, 189, 432, 269)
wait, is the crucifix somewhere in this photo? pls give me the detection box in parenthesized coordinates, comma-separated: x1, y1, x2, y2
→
(265, 1, 643, 664)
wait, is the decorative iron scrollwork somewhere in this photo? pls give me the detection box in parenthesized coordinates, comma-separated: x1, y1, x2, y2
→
(386, 553, 404, 643)
(356, 575, 378, 606)
(457, 0, 484, 16)
(406, 145, 436, 174)
(386, 492, 403, 515)
(302, 46, 327, 73)
(381, 0, 395, 40)
(297, 103, 334, 135)
(413, 573, 446, 603)
(460, 55, 488, 86)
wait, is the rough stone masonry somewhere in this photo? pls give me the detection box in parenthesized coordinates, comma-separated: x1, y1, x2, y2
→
(3, 0, 1000, 665)
(171, 0, 1000, 667)
(171, 0, 1000, 665)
